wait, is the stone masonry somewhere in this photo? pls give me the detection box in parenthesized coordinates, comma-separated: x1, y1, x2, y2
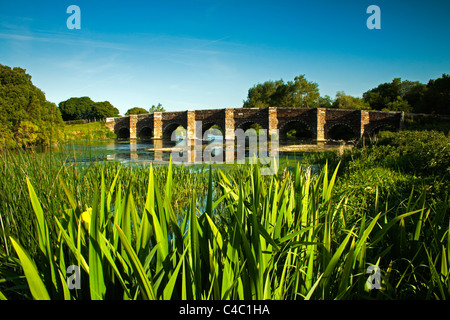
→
(105, 107, 404, 141)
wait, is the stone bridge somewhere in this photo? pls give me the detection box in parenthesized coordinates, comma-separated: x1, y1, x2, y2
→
(105, 107, 404, 141)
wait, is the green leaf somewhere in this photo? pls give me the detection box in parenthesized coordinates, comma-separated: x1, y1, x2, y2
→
(106, 167, 121, 213)
(371, 210, 420, 247)
(98, 233, 132, 299)
(89, 184, 106, 300)
(58, 175, 78, 212)
(25, 177, 47, 255)
(205, 213, 223, 251)
(163, 247, 188, 299)
(425, 246, 446, 300)
(58, 269, 71, 300)
(149, 206, 169, 273)
(54, 217, 89, 274)
(188, 194, 201, 299)
(9, 237, 50, 300)
(26, 177, 59, 297)
(0, 290, 7, 300)
(206, 165, 213, 216)
(137, 165, 155, 259)
(115, 223, 156, 300)
(321, 226, 355, 297)
(305, 273, 323, 300)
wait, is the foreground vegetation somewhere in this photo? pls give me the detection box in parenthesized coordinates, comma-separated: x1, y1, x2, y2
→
(0, 129, 448, 300)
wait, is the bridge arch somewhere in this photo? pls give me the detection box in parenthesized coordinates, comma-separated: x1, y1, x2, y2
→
(117, 127, 130, 139)
(236, 120, 265, 133)
(201, 122, 224, 135)
(201, 122, 224, 144)
(327, 123, 357, 141)
(163, 123, 186, 141)
(279, 120, 314, 140)
(138, 126, 153, 140)
(369, 123, 397, 136)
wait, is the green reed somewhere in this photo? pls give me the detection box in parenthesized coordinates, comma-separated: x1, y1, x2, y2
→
(0, 147, 448, 300)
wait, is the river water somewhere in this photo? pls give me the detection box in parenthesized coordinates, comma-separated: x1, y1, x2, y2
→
(53, 136, 349, 168)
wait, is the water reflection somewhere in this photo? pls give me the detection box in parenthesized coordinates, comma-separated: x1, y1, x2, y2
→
(58, 134, 350, 166)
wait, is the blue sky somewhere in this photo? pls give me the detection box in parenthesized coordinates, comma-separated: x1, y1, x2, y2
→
(0, 0, 449, 115)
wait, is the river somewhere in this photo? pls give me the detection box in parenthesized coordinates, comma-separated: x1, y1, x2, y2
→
(52, 136, 351, 167)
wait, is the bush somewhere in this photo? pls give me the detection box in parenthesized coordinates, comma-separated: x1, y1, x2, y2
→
(333, 130, 449, 222)
(376, 130, 450, 177)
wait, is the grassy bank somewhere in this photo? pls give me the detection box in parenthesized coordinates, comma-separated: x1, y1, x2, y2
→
(0, 130, 448, 300)
(63, 121, 116, 141)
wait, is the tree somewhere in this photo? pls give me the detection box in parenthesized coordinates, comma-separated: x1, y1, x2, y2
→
(59, 97, 95, 121)
(0, 64, 64, 147)
(243, 75, 320, 108)
(332, 91, 370, 110)
(125, 107, 148, 115)
(318, 95, 333, 108)
(385, 96, 412, 113)
(149, 103, 165, 113)
(243, 80, 283, 108)
(92, 101, 120, 119)
(363, 78, 427, 112)
(58, 97, 119, 121)
(420, 74, 450, 115)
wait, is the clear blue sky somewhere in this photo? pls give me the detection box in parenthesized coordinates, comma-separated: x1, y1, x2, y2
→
(1, 0, 449, 115)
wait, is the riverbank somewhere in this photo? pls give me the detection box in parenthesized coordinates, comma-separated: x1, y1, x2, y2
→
(63, 121, 117, 141)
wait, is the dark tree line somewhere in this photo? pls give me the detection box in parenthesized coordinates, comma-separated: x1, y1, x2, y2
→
(244, 74, 450, 115)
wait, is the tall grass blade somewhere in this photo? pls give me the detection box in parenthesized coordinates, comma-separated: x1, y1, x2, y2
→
(114, 223, 155, 300)
(88, 182, 106, 300)
(26, 177, 59, 297)
(9, 237, 50, 300)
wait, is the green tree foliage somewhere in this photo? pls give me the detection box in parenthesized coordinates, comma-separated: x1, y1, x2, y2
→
(243, 79, 283, 108)
(332, 91, 370, 110)
(148, 103, 165, 113)
(92, 101, 120, 119)
(385, 96, 412, 113)
(421, 74, 450, 115)
(59, 97, 94, 120)
(318, 95, 333, 108)
(243, 75, 320, 108)
(125, 107, 148, 115)
(363, 78, 427, 112)
(364, 75, 450, 114)
(0, 64, 64, 148)
(58, 97, 119, 121)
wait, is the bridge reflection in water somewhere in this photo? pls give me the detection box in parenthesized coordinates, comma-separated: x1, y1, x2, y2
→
(106, 137, 279, 164)
(103, 135, 351, 165)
